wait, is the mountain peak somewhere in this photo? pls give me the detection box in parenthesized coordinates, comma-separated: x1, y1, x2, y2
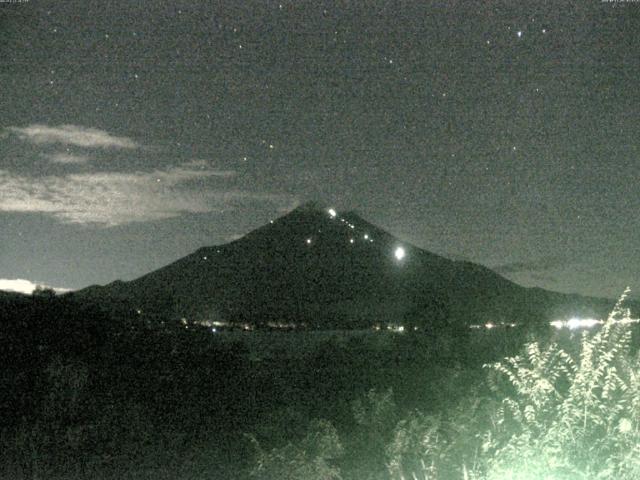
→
(75, 201, 621, 329)
(291, 200, 327, 213)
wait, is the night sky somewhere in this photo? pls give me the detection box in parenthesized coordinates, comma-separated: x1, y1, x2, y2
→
(0, 0, 638, 299)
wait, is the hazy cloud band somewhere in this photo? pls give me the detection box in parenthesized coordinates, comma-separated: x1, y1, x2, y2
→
(7, 124, 141, 149)
(0, 164, 293, 226)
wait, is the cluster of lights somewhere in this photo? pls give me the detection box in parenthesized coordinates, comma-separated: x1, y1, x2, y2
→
(469, 322, 518, 330)
(303, 207, 399, 259)
(550, 316, 639, 330)
(372, 324, 420, 333)
(550, 318, 601, 330)
(327, 208, 375, 245)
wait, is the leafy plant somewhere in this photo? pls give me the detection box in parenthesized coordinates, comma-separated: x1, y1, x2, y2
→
(483, 288, 640, 479)
(248, 419, 343, 480)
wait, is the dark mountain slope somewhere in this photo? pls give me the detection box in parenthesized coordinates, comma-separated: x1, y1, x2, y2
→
(74, 203, 620, 328)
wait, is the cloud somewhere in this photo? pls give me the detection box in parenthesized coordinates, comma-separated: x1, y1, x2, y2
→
(492, 256, 573, 274)
(0, 164, 294, 226)
(43, 153, 90, 164)
(225, 233, 245, 242)
(0, 279, 71, 294)
(7, 124, 140, 149)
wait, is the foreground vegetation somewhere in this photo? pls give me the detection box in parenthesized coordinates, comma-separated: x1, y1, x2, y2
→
(0, 290, 637, 479)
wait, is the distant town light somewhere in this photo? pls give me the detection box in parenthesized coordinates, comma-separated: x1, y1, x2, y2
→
(328, 208, 337, 218)
(350, 238, 355, 244)
(364, 234, 369, 240)
(394, 246, 405, 261)
(550, 317, 609, 330)
(306, 238, 312, 245)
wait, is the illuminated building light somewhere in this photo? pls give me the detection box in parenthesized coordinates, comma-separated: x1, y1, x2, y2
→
(350, 225, 355, 229)
(306, 238, 312, 244)
(328, 208, 337, 217)
(394, 246, 405, 260)
(349, 238, 355, 244)
(203, 256, 208, 260)
(211, 327, 217, 333)
(364, 234, 369, 239)
(386, 324, 405, 333)
(550, 320, 564, 329)
(550, 317, 606, 330)
(485, 322, 495, 329)
(567, 318, 582, 330)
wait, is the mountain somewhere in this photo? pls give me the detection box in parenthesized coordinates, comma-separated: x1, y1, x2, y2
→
(74, 202, 620, 329)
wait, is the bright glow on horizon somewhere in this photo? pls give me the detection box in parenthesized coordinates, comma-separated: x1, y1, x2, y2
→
(394, 246, 405, 261)
(551, 317, 604, 330)
(0, 278, 71, 295)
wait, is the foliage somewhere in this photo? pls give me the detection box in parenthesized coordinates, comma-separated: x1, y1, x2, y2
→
(386, 411, 444, 480)
(483, 288, 640, 479)
(385, 392, 493, 480)
(248, 419, 344, 480)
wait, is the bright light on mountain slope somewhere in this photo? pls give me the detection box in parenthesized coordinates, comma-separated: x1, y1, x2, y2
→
(0, 278, 71, 294)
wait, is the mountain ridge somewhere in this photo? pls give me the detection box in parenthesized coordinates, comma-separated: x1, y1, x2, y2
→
(73, 203, 622, 329)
